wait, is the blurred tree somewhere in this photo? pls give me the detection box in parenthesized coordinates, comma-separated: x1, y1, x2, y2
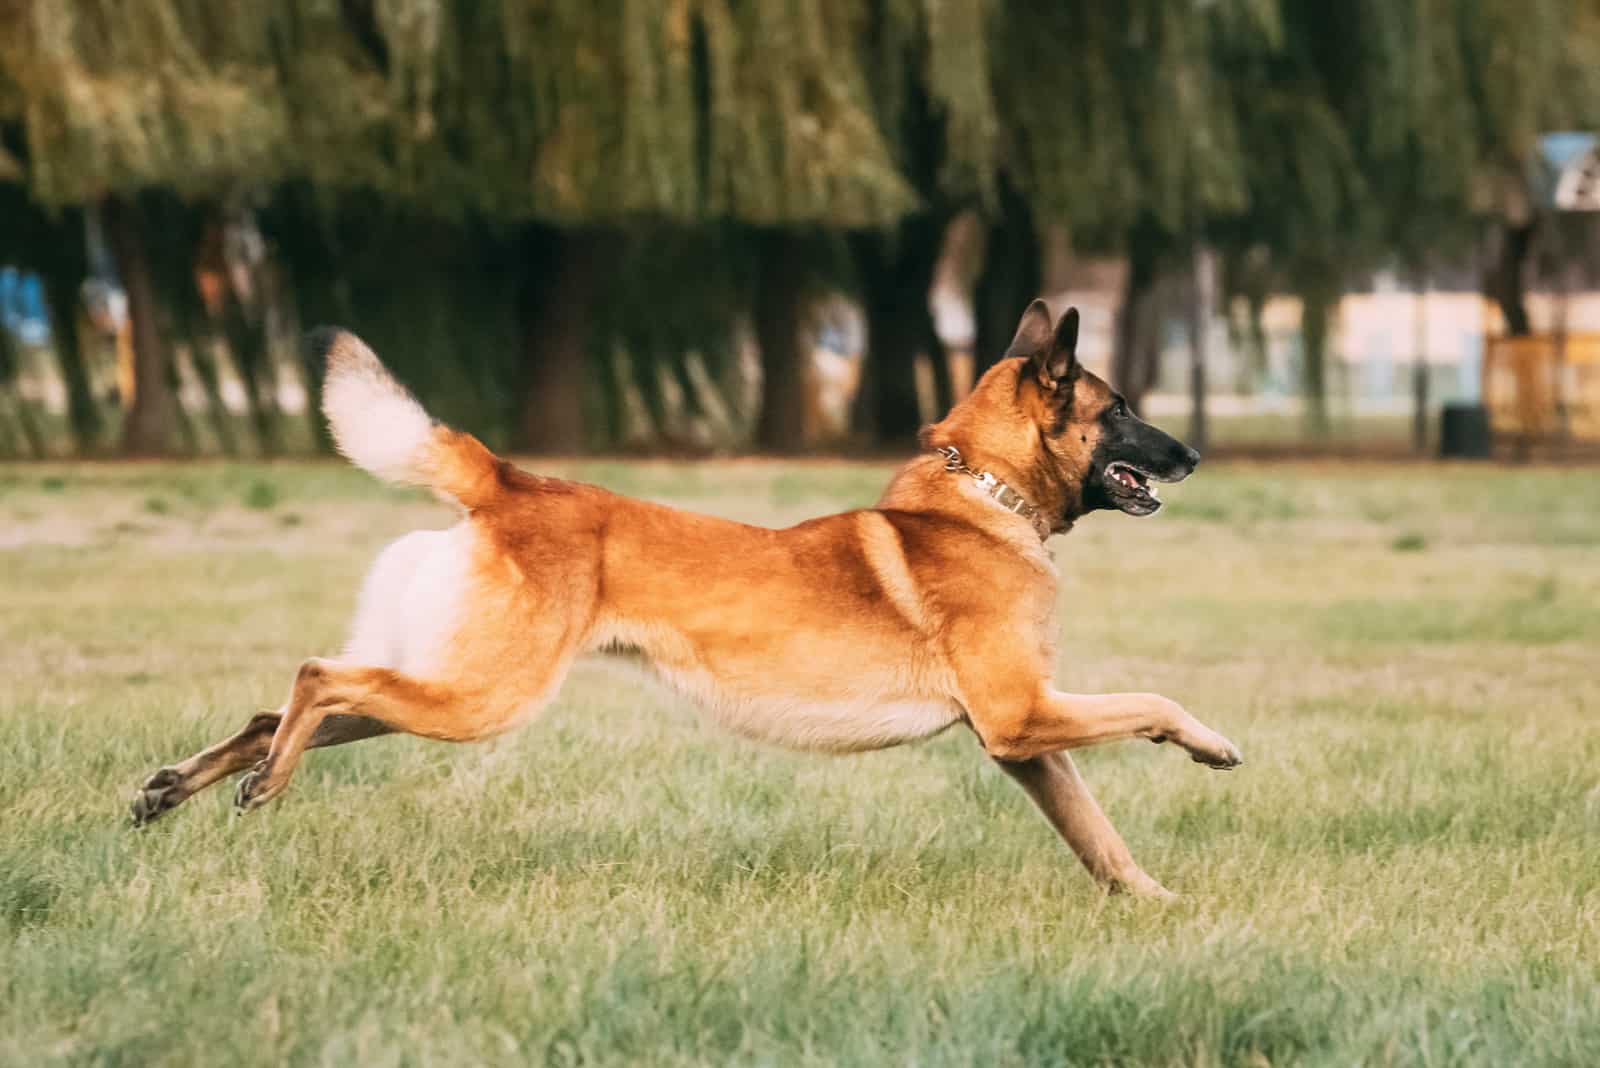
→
(1210, 1, 1371, 436)
(5, 0, 1600, 458)
(753, 230, 812, 452)
(275, 0, 923, 453)
(0, 0, 312, 453)
(991, 0, 1255, 412)
(0, 186, 104, 450)
(98, 196, 170, 453)
(846, 0, 998, 445)
(605, 224, 755, 450)
(971, 176, 1040, 378)
(1464, 0, 1600, 336)
(1212, 0, 1600, 435)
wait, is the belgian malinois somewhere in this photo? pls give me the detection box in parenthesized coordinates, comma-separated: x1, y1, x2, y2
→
(131, 300, 1240, 897)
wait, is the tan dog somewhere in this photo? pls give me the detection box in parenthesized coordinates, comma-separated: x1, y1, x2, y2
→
(131, 300, 1240, 897)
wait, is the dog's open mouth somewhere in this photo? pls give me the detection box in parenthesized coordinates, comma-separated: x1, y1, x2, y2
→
(1102, 461, 1167, 516)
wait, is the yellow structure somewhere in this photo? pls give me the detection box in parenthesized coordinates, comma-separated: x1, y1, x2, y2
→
(1483, 332, 1600, 444)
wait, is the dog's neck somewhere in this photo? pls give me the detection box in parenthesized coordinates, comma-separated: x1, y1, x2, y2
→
(914, 365, 1083, 537)
(932, 445, 1054, 540)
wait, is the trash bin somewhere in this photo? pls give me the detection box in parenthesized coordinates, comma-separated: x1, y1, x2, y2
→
(1439, 403, 1492, 458)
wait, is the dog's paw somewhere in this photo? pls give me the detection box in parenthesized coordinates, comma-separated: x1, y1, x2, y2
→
(129, 766, 185, 827)
(1183, 727, 1243, 770)
(1110, 873, 1180, 902)
(233, 760, 278, 812)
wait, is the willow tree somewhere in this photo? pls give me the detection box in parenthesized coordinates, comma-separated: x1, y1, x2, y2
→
(839, 0, 999, 446)
(0, 0, 316, 453)
(1459, 0, 1600, 336)
(1352, 0, 1482, 448)
(0, 7, 101, 449)
(262, 0, 932, 453)
(690, 0, 920, 452)
(371, 0, 1002, 453)
(990, 0, 1256, 414)
(1202, 1, 1373, 436)
(1209, 0, 1600, 436)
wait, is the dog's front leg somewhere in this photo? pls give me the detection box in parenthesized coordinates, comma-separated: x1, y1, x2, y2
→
(977, 689, 1242, 768)
(996, 751, 1174, 898)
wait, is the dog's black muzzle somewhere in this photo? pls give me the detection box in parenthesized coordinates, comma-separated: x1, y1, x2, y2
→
(1084, 416, 1199, 516)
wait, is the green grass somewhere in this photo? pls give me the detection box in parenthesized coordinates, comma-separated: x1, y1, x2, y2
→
(2, 458, 1598, 1066)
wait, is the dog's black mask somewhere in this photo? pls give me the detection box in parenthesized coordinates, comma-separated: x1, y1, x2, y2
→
(1081, 399, 1200, 516)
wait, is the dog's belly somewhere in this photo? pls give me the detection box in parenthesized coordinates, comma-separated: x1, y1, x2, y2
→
(638, 655, 964, 753)
(706, 691, 965, 753)
(595, 618, 965, 753)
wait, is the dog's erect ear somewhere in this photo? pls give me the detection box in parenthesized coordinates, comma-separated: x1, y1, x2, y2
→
(1037, 307, 1081, 390)
(1005, 300, 1080, 392)
(1004, 299, 1054, 361)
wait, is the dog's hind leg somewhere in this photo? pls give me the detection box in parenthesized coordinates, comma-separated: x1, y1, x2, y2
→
(130, 711, 391, 826)
(995, 752, 1174, 899)
(233, 658, 517, 813)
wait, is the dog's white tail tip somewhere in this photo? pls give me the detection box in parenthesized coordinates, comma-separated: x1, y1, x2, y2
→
(312, 327, 436, 484)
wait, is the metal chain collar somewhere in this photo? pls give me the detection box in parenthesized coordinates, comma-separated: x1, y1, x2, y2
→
(934, 445, 1052, 541)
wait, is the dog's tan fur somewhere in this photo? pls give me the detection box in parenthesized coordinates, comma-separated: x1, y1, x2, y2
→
(132, 302, 1240, 897)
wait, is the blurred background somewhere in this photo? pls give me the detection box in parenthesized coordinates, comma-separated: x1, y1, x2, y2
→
(2, 0, 1600, 461)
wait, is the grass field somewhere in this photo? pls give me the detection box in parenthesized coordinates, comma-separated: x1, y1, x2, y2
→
(2, 458, 1598, 1066)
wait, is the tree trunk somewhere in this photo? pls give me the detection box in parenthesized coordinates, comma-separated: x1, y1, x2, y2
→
(1111, 238, 1164, 414)
(1486, 221, 1534, 337)
(520, 228, 608, 454)
(42, 264, 103, 452)
(167, 354, 198, 453)
(851, 212, 947, 447)
(148, 200, 239, 455)
(1297, 269, 1337, 438)
(1187, 247, 1215, 454)
(1221, 246, 1271, 394)
(105, 195, 175, 455)
(188, 335, 238, 455)
(754, 230, 809, 453)
(0, 325, 46, 456)
(855, 260, 920, 445)
(926, 320, 955, 418)
(221, 284, 280, 455)
(1246, 290, 1269, 389)
(1411, 272, 1429, 454)
(973, 178, 1042, 375)
(2, 391, 47, 457)
(270, 192, 346, 454)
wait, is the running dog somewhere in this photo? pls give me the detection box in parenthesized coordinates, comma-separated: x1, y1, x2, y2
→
(130, 300, 1240, 897)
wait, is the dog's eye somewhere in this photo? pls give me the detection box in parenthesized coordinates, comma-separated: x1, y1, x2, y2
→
(1111, 400, 1127, 419)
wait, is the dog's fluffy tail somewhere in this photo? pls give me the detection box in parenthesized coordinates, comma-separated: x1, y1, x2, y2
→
(312, 327, 502, 510)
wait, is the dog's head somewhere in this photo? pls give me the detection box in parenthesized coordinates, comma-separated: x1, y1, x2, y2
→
(925, 300, 1199, 525)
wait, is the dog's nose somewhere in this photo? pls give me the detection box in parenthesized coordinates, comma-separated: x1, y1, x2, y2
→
(1180, 445, 1201, 469)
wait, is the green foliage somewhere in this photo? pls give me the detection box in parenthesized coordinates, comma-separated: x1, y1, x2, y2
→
(3, 2, 296, 204)
(1, 0, 950, 227)
(1215, 0, 1600, 278)
(7, 0, 1600, 457)
(996, 1, 1255, 246)
(7, 0, 1599, 246)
